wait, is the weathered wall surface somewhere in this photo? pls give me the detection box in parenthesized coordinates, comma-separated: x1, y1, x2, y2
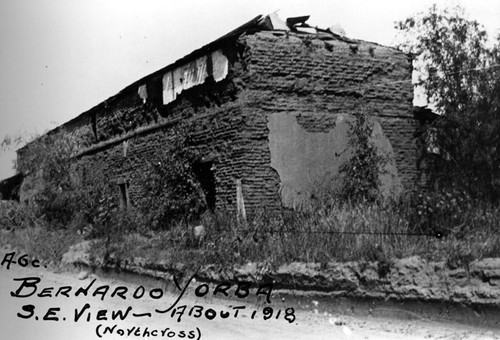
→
(73, 103, 248, 212)
(18, 29, 419, 214)
(69, 44, 250, 212)
(237, 31, 416, 207)
(18, 42, 251, 212)
(268, 112, 400, 208)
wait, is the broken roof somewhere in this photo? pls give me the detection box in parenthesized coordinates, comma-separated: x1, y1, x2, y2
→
(17, 12, 394, 152)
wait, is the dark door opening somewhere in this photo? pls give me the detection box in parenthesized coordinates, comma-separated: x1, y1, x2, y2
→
(193, 161, 216, 211)
(119, 182, 130, 210)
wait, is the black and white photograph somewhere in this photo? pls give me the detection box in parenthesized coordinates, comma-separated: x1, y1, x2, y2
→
(1, 1, 500, 339)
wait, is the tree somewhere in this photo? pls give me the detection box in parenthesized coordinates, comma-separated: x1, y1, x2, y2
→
(396, 4, 500, 200)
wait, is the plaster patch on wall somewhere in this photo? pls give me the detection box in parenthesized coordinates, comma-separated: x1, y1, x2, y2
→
(173, 55, 208, 97)
(162, 50, 228, 105)
(211, 50, 229, 82)
(162, 72, 175, 104)
(162, 55, 208, 105)
(268, 112, 400, 208)
(138, 84, 148, 103)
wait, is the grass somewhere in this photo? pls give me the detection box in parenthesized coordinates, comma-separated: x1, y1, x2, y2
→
(82, 198, 500, 272)
(2, 195, 500, 271)
(0, 226, 81, 265)
(0, 202, 82, 264)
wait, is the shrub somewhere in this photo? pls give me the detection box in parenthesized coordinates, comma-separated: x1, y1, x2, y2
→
(339, 113, 388, 203)
(14, 131, 88, 228)
(137, 123, 206, 230)
(0, 201, 42, 230)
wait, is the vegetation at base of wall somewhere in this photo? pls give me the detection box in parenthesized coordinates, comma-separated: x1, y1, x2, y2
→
(0, 203, 81, 264)
(2, 188, 500, 270)
(8, 130, 90, 228)
(338, 112, 389, 203)
(135, 121, 208, 230)
(74, 194, 500, 271)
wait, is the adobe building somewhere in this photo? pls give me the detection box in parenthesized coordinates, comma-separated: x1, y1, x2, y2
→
(16, 14, 425, 213)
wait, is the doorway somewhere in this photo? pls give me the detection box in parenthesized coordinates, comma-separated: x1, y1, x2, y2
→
(193, 161, 216, 211)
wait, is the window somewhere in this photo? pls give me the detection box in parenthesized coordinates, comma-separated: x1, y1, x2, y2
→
(119, 182, 130, 210)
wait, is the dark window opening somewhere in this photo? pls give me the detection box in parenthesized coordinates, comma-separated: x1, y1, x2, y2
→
(119, 182, 130, 210)
(147, 77, 164, 108)
(193, 161, 216, 211)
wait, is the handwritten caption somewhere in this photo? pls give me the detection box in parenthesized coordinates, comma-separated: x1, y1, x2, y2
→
(2, 251, 296, 338)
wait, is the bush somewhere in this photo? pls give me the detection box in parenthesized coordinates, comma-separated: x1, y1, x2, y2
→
(136, 123, 207, 230)
(0, 201, 42, 230)
(339, 113, 388, 203)
(15, 130, 88, 228)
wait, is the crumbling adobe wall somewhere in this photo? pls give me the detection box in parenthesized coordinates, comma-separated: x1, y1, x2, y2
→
(73, 103, 249, 212)
(94, 91, 160, 143)
(18, 29, 420, 215)
(18, 38, 280, 213)
(69, 42, 262, 213)
(237, 31, 417, 207)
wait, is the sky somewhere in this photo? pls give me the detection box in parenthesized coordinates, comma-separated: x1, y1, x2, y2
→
(0, 0, 499, 180)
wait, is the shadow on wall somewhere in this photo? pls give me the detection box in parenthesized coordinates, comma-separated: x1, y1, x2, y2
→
(267, 112, 401, 208)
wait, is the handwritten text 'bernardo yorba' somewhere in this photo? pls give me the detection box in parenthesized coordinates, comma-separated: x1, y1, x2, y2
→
(3, 251, 296, 325)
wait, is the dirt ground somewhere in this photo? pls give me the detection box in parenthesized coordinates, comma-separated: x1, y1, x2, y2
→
(1, 265, 499, 340)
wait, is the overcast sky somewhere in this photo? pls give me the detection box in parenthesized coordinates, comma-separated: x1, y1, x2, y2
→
(1, 0, 499, 180)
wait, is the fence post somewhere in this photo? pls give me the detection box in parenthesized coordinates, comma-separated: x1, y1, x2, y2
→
(236, 178, 247, 226)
